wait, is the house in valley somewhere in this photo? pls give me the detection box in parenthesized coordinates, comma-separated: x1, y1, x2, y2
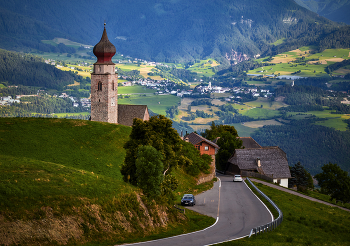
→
(184, 132, 219, 156)
(226, 137, 291, 188)
(183, 132, 220, 185)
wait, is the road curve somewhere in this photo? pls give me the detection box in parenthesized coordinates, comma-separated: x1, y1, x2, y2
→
(118, 174, 273, 246)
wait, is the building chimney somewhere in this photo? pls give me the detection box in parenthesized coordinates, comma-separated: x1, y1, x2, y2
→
(257, 158, 261, 167)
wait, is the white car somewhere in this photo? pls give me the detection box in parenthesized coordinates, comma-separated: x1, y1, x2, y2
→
(233, 175, 243, 182)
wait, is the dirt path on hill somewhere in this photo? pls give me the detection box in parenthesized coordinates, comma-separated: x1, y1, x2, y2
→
(249, 178, 350, 213)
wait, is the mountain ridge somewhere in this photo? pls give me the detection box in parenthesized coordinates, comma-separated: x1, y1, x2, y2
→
(0, 0, 345, 62)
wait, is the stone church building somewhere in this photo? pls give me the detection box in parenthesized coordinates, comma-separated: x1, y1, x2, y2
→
(91, 25, 149, 126)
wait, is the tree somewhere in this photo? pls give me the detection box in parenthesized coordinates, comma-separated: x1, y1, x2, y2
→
(135, 145, 164, 198)
(121, 115, 181, 185)
(201, 122, 242, 172)
(289, 162, 314, 192)
(315, 163, 350, 203)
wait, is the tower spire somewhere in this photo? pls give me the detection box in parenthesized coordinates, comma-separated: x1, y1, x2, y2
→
(93, 23, 116, 64)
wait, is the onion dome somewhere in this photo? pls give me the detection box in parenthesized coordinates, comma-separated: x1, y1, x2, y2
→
(93, 24, 116, 64)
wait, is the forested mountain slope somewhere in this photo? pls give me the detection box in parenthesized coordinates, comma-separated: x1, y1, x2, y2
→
(294, 0, 350, 24)
(0, 49, 87, 90)
(0, 0, 345, 62)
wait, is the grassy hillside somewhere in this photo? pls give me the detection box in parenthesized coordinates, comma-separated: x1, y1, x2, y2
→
(0, 118, 133, 217)
(220, 182, 350, 246)
(0, 118, 214, 245)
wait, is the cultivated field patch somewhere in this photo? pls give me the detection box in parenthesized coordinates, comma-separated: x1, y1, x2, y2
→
(242, 119, 283, 128)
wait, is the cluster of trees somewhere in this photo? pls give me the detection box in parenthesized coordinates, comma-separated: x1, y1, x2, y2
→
(326, 59, 350, 74)
(279, 104, 324, 112)
(190, 99, 213, 106)
(0, 85, 37, 98)
(330, 103, 350, 114)
(289, 162, 314, 192)
(0, 95, 87, 117)
(315, 163, 350, 203)
(290, 162, 350, 203)
(165, 105, 179, 119)
(0, 50, 73, 90)
(117, 68, 142, 81)
(36, 42, 76, 54)
(121, 115, 212, 200)
(219, 104, 238, 114)
(153, 65, 199, 83)
(195, 110, 213, 118)
(221, 113, 254, 124)
(201, 123, 242, 172)
(252, 119, 350, 174)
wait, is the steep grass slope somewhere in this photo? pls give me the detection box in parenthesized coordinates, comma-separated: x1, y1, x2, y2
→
(0, 118, 214, 245)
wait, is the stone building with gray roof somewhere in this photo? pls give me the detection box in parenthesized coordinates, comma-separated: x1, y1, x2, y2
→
(227, 142, 291, 188)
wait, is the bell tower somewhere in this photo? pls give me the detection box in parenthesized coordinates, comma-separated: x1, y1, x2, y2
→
(91, 24, 118, 123)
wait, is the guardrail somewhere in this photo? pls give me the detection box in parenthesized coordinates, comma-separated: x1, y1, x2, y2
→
(246, 177, 283, 237)
(174, 205, 185, 214)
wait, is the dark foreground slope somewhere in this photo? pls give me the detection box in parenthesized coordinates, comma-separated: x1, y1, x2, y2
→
(0, 0, 344, 62)
(0, 118, 213, 245)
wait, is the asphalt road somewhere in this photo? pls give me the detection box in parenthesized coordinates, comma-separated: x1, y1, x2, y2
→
(119, 174, 273, 246)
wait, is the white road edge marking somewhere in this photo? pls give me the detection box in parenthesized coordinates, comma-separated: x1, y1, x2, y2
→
(118, 178, 223, 246)
(243, 179, 274, 222)
(118, 217, 220, 246)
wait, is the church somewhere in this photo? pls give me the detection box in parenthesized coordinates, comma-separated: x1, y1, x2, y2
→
(90, 24, 149, 126)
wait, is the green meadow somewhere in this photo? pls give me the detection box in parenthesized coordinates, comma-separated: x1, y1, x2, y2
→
(229, 123, 258, 137)
(119, 94, 181, 115)
(187, 59, 219, 77)
(241, 107, 281, 119)
(0, 118, 133, 217)
(251, 48, 350, 77)
(286, 110, 350, 131)
(118, 85, 156, 94)
(0, 118, 216, 245)
(53, 112, 90, 118)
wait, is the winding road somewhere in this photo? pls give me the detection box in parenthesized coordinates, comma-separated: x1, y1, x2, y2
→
(119, 174, 273, 246)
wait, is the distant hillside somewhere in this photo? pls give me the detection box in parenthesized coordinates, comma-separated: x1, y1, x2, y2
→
(0, 0, 346, 62)
(0, 49, 77, 90)
(294, 0, 350, 24)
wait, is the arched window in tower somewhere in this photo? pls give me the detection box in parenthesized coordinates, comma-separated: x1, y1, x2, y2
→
(112, 81, 115, 91)
(98, 81, 102, 91)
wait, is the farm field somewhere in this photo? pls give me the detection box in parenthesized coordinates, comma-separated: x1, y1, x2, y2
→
(241, 107, 282, 119)
(250, 48, 350, 77)
(285, 110, 350, 131)
(242, 119, 283, 128)
(118, 85, 156, 94)
(244, 98, 287, 110)
(230, 123, 259, 137)
(116, 63, 165, 80)
(187, 59, 219, 77)
(42, 38, 93, 49)
(53, 112, 90, 118)
(58, 65, 92, 78)
(119, 94, 181, 115)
